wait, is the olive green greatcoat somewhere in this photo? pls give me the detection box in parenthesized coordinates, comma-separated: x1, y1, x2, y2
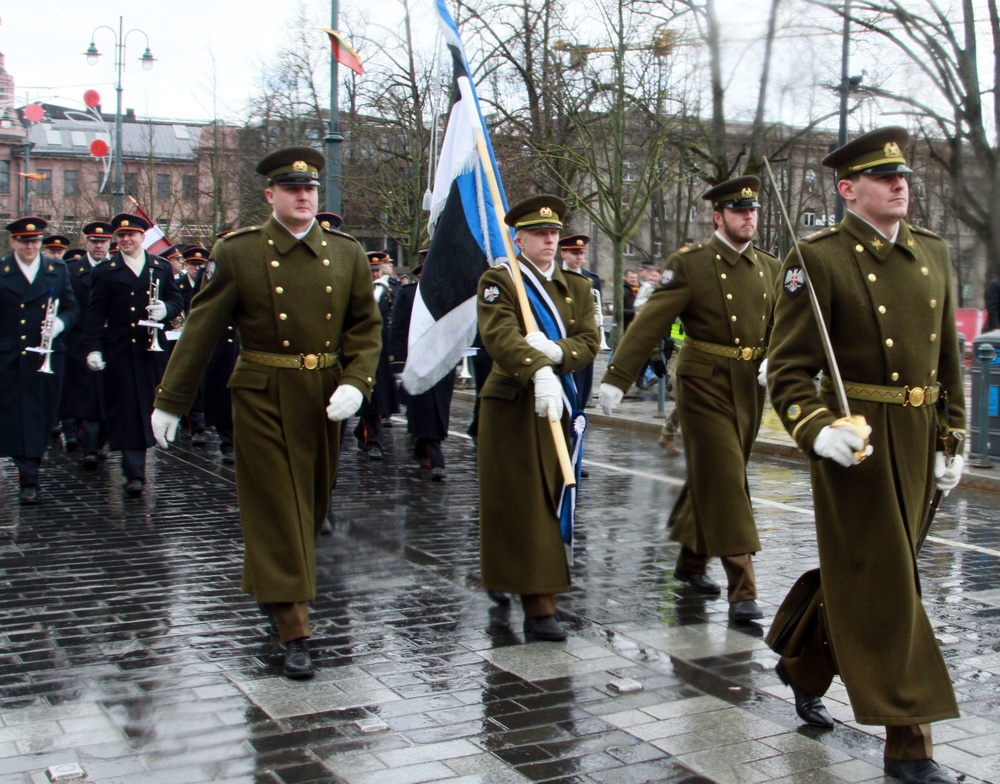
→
(602, 235, 780, 557)
(477, 258, 600, 595)
(154, 217, 382, 603)
(766, 212, 964, 725)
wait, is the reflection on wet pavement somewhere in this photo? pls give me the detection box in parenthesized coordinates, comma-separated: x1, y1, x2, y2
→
(0, 398, 998, 783)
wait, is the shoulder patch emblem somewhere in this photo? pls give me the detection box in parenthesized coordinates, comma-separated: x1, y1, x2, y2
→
(659, 269, 675, 287)
(783, 266, 806, 297)
(483, 285, 500, 303)
(787, 404, 801, 421)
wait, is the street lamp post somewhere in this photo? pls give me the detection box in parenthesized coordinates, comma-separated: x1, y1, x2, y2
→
(325, 0, 343, 214)
(83, 16, 155, 214)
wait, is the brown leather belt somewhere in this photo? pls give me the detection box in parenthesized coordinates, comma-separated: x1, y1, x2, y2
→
(822, 377, 941, 407)
(241, 349, 340, 370)
(684, 338, 766, 361)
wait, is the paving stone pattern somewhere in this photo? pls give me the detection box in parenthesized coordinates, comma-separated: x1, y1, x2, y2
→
(0, 399, 998, 784)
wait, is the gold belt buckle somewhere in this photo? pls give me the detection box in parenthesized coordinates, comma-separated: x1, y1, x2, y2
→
(739, 346, 754, 361)
(301, 353, 319, 370)
(905, 386, 926, 407)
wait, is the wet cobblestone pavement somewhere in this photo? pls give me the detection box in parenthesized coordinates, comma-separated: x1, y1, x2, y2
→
(1, 396, 999, 784)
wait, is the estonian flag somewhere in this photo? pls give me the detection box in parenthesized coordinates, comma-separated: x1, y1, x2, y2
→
(400, 0, 512, 395)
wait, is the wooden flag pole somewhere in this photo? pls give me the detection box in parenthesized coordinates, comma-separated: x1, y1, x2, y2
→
(457, 77, 576, 487)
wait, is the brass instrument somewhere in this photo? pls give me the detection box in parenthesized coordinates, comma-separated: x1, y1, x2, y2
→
(146, 278, 164, 352)
(592, 289, 611, 351)
(26, 295, 59, 374)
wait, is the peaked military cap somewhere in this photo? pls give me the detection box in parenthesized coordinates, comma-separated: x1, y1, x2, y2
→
(823, 126, 912, 180)
(703, 176, 761, 209)
(6, 216, 47, 238)
(559, 233, 590, 250)
(182, 246, 210, 264)
(316, 211, 343, 230)
(256, 146, 325, 186)
(62, 248, 86, 262)
(504, 195, 566, 230)
(161, 244, 183, 260)
(43, 234, 71, 251)
(111, 213, 151, 234)
(83, 221, 113, 240)
(366, 250, 389, 267)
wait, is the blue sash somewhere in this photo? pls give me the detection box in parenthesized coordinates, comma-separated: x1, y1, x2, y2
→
(502, 262, 587, 563)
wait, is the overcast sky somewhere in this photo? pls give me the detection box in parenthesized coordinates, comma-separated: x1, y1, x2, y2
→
(0, 0, 991, 136)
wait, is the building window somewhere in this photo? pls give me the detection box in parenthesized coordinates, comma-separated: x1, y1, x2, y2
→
(803, 169, 817, 192)
(64, 170, 79, 196)
(623, 242, 635, 257)
(182, 174, 198, 200)
(802, 212, 816, 227)
(36, 169, 52, 196)
(0, 160, 8, 194)
(156, 173, 171, 200)
(124, 172, 139, 196)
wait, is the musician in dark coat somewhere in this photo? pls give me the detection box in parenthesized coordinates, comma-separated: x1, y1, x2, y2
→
(389, 259, 455, 481)
(59, 221, 112, 468)
(1, 217, 79, 504)
(84, 213, 183, 497)
(175, 246, 211, 445)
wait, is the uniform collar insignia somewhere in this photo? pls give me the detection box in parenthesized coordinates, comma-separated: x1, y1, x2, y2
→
(907, 238, 915, 247)
(870, 236, 884, 250)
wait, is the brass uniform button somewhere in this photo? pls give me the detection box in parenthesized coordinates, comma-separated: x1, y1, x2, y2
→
(885, 338, 893, 347)
(279, 313, 288, 320)
(275, 286, 284, 293)
(730, 315, 737, 322)
(282, 340, 290, 347)
(326, 286, 332, 293)
(564, 297, 572, 304)
(726, 294, 733, 300)
(268, 239, 275, 246)
(891, 372, 899, 381)
(921, 267, 929, 276)
(271, 260, 279, 267)
(721, 273, 727, 280)
(868, 273, 876, 282)
(856, 244, 864, 252)
(930, 333, 937, 342)
(929, 299, 937, 308)
(325, 313, 332, 320)
(524, 357, 533, 364)
(323, 259, 330, 266)
(878, 305, 886, 314)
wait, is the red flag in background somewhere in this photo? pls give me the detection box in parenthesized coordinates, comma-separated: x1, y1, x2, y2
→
(126, 196, 173, 257)
(319, 28, 364, 76)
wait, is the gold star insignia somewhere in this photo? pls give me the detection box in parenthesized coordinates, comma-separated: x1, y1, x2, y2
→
(870, 236, 883, 250)
(292, 160, 308, 172)
(885, 141, 901, 157)
(907, 238, 915, 247)
(741, 187, 753, 198)
(539, 207, 553, 218)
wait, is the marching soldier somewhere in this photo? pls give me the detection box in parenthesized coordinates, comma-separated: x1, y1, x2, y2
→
(0, 217, 79, 504)
(599, 177, 781, 623)
(389, 257, 455, 481)
(151, 146, 382, 679)
(175, 245, 211, 445)
(477, 195, 600, 642)
(766, 127, 964, 784)
(59, 221, 113, 467)
(42, 234, 71, 260)
(84, 213, 184, 497)
(559, 233, 600, 413)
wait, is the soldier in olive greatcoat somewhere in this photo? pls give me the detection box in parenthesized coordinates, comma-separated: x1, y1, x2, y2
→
(477, 195, 600, 643)
(151, 147, 382, 680)
(84, 213, 184, 498)
(766, 128, 965, 784)
(599, 177, 780, 624)
(0, 217, 79, 504)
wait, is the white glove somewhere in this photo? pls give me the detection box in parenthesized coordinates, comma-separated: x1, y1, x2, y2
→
(532, 365, 564, 420)
(598, 382, 624, 415)
(813, 422, 873, 467)
(757, 358, 768, 388)
(147, 299, 167, 321)
(86, 351, 106, 371)
(525, 331, 564, 364)
(326, 384, 364, 421)
(151, 409, 180, 449)
(934, 452, 964, 496)
(51, 317, 65, 339)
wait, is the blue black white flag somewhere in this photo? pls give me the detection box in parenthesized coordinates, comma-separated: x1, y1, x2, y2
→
(400, 0, 511, 395)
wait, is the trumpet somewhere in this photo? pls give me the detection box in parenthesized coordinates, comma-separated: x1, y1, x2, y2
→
(146, 278, 164, 352)
(26, 295, 59, 374)
(592, 288, 611, 351)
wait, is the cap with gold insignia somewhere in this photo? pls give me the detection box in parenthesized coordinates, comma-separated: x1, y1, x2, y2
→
(182, 246, 210, 265)
(703, 176, 761, 209)
(367, 250, 389, 267)
(5, 216, 48, 238)
(822, 126, 912, 180)
(43, 234, 71, 251)
(316, 211, 343, 230)
(504, 195, 567, 230)
(111, 212, 151, 234)
(255, 146, 325, 186)
(62, 248, 86, 262)
(558, 233, 590, 250)
(83, 221, 113, 240)
(161, 244, 183, 260)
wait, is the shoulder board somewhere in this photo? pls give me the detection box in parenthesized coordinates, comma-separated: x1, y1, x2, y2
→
(754, 247, 780, 261)
(803, 226, 839, 244)
(319, 225, 356, 241)
(221, 225, 262, 241)
(908, 223, 941, 239)
(562, 267, 586, 279)
(677, 243, 704, 254)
